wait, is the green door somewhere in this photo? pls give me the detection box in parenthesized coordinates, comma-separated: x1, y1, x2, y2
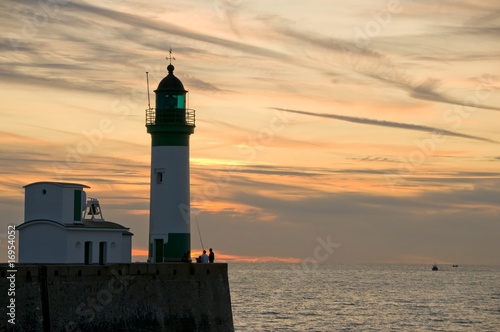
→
(155, 239, 164, 263)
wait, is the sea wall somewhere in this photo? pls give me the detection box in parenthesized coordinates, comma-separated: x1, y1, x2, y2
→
(1, 263, 234, 332)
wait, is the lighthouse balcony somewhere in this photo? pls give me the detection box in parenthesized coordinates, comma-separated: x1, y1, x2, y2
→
(146, 108, 195, 126)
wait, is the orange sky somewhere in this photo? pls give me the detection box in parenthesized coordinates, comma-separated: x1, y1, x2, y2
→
(1, 0, 499, 264)
(131, 248, 302, 264)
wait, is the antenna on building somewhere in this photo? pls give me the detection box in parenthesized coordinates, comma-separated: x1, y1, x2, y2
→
(146, 72, 151, 109)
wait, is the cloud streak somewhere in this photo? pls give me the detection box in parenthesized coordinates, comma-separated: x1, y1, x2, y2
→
(272, 107, 498, 144)
(64, 2, 292, 61)
(367, 74, 500, 112)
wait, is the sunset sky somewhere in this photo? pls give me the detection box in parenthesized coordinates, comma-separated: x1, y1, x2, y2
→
(1, 0, 499, 264)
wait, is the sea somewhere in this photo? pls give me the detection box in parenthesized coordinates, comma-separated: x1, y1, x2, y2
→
(228, 263, 500, 331)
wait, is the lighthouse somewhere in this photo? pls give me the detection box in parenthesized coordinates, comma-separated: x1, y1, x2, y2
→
(146, 58, 195, 262)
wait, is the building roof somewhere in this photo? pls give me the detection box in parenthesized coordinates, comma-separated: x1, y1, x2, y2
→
(24, 181, 90, 189)
(72, 220, 130, 230)
(17, 219, 133, 235)
(156, 64, 186, 93)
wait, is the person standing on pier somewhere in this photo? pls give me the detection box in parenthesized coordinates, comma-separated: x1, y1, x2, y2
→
(209, 248, 215, 263)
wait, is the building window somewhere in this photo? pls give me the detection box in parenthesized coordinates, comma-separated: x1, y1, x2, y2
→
(165, 94, 177, 108)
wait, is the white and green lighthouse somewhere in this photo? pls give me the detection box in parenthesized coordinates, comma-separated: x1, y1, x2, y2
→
(146, 61, 195, 262)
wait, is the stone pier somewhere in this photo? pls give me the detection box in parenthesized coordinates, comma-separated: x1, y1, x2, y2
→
(1, 263, 233, 331)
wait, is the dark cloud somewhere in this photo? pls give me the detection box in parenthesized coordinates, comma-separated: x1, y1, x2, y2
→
(272, 107, 498, 144)
(260, 15, 382, 60)
(255, 12, 500, 113)
(224, 167, 320, 177)
(0, 65, 119, 95)
(356, 156, 400, 163)
(0, 0, 292, 95)
(409, 78, 500, 112)
(411, 52, 500, 62)
(466, 8, 500, 26)
(64, 2, 291, 61)
(216, 181, 500, 263)
(182, 74, 220, 92)
(456, 171, 500, 177)
(362, 68, 500, 112)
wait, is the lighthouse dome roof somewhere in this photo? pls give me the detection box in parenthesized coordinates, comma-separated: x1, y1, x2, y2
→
(156, 64, 186, 93)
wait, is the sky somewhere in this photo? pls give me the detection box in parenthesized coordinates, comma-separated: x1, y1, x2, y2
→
(1, 0, 499, 264)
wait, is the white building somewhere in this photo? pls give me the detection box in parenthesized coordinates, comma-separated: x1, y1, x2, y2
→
(17, 182, 132, 264)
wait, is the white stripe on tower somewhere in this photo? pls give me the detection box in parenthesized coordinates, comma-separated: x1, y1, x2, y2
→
(149, 145, 190, 236)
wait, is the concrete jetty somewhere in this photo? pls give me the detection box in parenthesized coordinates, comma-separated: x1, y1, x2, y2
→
(1, 263, 234, 331)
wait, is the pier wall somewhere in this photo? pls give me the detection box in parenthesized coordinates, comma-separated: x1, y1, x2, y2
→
(1, 263, 233, 332)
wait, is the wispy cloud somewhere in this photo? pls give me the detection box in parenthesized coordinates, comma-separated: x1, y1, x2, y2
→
(272, 107, 498, 144)
(367, 75, 500, 112)
(65, 2, 292, 61)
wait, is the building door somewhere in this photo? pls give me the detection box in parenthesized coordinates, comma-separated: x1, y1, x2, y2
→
(84, 241, 92, 264)
(99, 242, 107, 265)
(155, 239, 164, 263)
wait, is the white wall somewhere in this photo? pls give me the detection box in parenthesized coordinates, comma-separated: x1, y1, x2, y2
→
(18, 221, 67, 263)
(122, 234, 132, 262)
(25, 183, 64, 223)
(24, 182, 87, 224)
(149, 146, 190, 236)
(66, 230, 131, 264)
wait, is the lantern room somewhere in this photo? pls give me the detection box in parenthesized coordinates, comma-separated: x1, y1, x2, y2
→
(146, 64, 195, 127)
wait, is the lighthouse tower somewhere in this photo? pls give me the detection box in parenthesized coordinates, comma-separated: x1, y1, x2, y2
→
(146, 59, 195, 262)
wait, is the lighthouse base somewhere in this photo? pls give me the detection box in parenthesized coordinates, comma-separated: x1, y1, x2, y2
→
(1, 263, 234, 332)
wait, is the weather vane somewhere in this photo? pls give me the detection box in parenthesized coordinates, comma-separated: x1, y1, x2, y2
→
(167, 47, 176, 64)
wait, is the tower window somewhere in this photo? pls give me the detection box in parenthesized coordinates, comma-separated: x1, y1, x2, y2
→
(165, 94, 177, 108)
(155, 168, 165, 184)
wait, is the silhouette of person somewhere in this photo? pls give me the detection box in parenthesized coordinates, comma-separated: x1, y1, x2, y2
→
(200, 250, 209, 263)
(209, 248, 215, 263)
(181, 250, 191, 263)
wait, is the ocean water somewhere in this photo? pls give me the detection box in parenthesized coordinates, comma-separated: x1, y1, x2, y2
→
(228, 263, 500, 331)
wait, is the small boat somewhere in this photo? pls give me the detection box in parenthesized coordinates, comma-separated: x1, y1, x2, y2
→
(452, 264, 458, 267)
(432, 264, 438, 271)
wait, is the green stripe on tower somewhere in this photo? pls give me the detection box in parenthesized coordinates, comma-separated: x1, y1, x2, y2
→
(163, 233, 190, 260)
(147, 124, 194, 146)
(151, 133, 190, 146)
